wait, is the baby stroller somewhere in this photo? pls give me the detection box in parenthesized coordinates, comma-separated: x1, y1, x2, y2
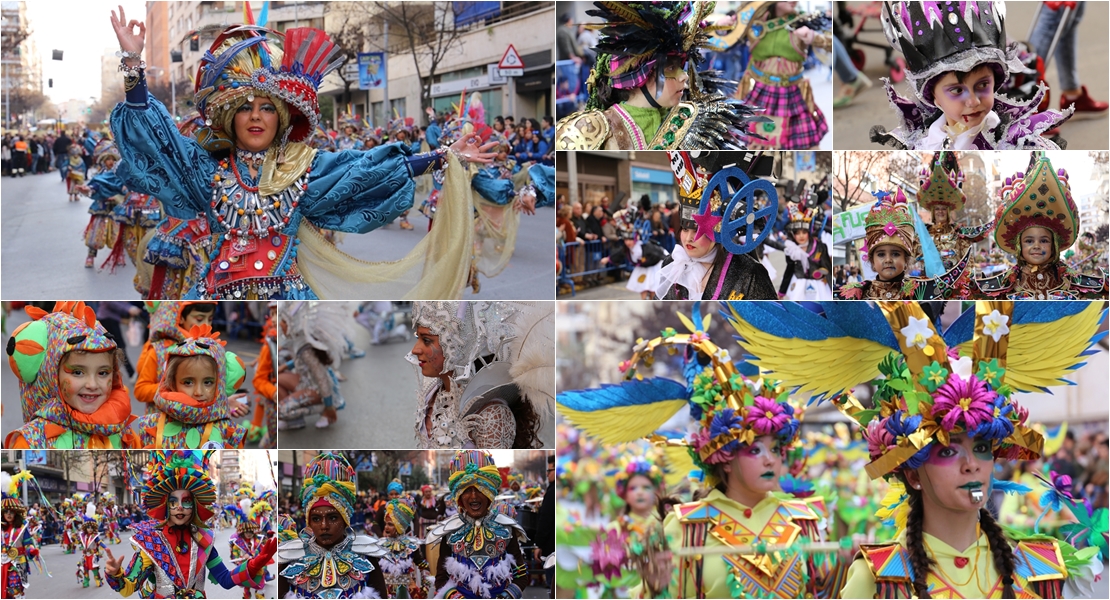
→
(835, 1, 907, 82)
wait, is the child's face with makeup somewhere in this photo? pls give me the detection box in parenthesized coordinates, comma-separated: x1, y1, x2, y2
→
(869, 244, 906, 280)
(59, 351, 114, 414)
(933, 65, 995, 128)
(906, 434, 994, 513)
(172, 357, 219, 403)
(1020, 226, 1054, 266)
(725, 435, 785, 497)
(624, 474, 658, 516)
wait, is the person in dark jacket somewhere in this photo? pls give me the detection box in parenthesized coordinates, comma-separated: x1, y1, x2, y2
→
(534, 454, 555, 598)
(53, 131, 73, 180)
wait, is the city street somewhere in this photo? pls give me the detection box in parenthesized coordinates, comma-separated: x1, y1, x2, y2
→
(832, 0, 1109, 150)
(0, 170, 555, 299)
(0, 305, 270, 449)
(21, 524, 278, 599)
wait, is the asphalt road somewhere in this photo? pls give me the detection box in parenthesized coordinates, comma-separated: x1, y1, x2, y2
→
(0, 169, 555, 300)
(0, 306, 269, 449)
(20, 522, 278, 599)
(832, 0, 1109, 150)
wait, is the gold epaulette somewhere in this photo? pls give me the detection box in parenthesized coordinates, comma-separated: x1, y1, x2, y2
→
(554, 110, 610, 151)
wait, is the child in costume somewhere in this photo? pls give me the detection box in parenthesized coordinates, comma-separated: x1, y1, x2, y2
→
(105, 450, 274, 597)
(722, 300, 1107, 599)
(595, 456, 666, 597)
(556, 1, 767, 150)
(4, 302, 139, 449)
(133, 324, 248, 449)
(2, 471, 40, 599)
(970, 151, 1107, 299)
(134, 301, 218, 412)
(60, 500, 77, 554)
(657, 151, 778, 300)
(66, 145, 86, 202)
(914, 151, 992, 272)
(76, 139, 126, 269)
(278, 452, 388, 598)
(380, 498, 429, 599)
(76, 515, 106, 588)
(101, 491, 122, 544)
(247, 302, 278, 446)
(425, 450, 530, 599)
(556, 305, 842, 598)
(228, 502, 272, 599)
(778, 201, 832, 300)
(871, 0, 1071, 150)
(837, 190, 968, 300)
(110, 190, 162, 275)
(731, 1, 831, 149)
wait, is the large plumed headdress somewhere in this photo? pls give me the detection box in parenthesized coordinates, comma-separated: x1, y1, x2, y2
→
(143, 450, 217, 526)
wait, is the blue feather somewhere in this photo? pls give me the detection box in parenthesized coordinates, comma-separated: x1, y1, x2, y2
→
(991, 477, 1032, 496)
(913, 209, 945, 277)
(820, 301, 901, 350)
(690, 301, 705, 332)
(557, 377, 688, 412)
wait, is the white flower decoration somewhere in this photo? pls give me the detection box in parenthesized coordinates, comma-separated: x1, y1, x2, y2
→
(981, 310, 1011, 343)
(714, 348, 732, 363)
(900, 316, 934, 350)
(950, 356, 973, 380)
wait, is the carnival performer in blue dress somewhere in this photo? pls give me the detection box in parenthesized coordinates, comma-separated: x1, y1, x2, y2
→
(76, 139, 126, 269)
(107, 7, 497, 300)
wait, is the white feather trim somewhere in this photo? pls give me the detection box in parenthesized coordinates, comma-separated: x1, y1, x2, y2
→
(379, 556, 415, 576)
(506, 302, 554, 438)
(285, 583, 382, 599)
(441, 553, 517, 597)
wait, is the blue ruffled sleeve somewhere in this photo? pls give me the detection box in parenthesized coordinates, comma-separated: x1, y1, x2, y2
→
(472, 168, 515, 205)
(109, 94, 217, 215)
(88, 171, 127, 200)
(529, 163, 555, 207)
(301, 142, 416, 233)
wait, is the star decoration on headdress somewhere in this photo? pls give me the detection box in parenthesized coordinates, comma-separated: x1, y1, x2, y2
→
(692, 210, 722, 243)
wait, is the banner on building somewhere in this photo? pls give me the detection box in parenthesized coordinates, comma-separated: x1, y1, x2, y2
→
(359, 52, 386, 90)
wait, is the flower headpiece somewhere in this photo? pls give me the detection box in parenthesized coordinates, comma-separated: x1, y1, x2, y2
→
(300, 452, 357, 527)
(143, 450, 217, 526)
(385, 497, 415, 533)
(864, 189, 916, 258)
(668, 150, 778, 255)
(880, 1, 1022, 107)
(558, 303, 800, 488)
(6, 302, 131, 443)
(613, 457, 664, 499)
(156, 324, 245, 427)
(726, 301, 1107, 483)
(993, 151, 1078, 257)
(917, 151, 966, 213)
(194, 25, 344, 152)
(448, 450, 502, 505)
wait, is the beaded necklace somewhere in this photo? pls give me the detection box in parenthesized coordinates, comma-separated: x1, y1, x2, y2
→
(209, 153, 310, 246)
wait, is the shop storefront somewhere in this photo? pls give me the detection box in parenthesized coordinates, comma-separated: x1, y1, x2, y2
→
(631, 165, 677, 206)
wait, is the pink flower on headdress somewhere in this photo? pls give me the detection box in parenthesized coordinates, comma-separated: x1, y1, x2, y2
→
(932, 374, 995, 432)
(745, 396, 789, 436)
(864, 418, 896, 462)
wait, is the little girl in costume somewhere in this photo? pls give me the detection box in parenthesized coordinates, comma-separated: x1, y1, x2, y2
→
(871, 0, 1071, 150)
(4, 302, 138, 449)
(970, 152, 1107, 299)
(134, 301, 217, 412)
(66, 145, 86, 202)
(915, 151, 992, 272)
(77, 140, 126, 269)
(380, 498, 429, 599)
(228, 502, 272, 599)
(76, 515, 106, 588)
(724, 300, 1108, 599)
(133, 324, 248, 449)
(733, 1, 831, 149)
(106, 450, 274, 597)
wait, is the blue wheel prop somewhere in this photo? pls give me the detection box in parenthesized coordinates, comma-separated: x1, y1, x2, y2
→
(701, 166, 778, 255)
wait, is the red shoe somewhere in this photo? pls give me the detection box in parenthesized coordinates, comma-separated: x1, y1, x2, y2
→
(1060, 85, 1108, 120)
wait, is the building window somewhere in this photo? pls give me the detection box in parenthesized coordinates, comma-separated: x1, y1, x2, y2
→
(371, 101, 384, 128)
(389, 98, 406, 122)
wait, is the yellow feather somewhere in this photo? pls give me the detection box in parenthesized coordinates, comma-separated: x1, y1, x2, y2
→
(559, 400, 688, 445)
(875, 480, 908, 534)
(10, 471, 33, 496)
(727, 307, 891, 399)
(676, 311, 697, 334)
(702, 313, 712, 331)
(958, 303, 1104, 392)
(661, 445, 697, 490)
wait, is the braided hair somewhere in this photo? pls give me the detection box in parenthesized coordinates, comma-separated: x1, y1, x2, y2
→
(901, 476, 1017, 599)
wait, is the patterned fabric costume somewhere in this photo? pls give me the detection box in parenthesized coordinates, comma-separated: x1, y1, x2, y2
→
(870, 1, 1071, 150)
(779, 201, 832, 300)
(228, 500, 272, 599)
(914, 151, 992, 272)
(969, 152, 1107, 299)
(82, 139, 126, 264)
(77, 517, 106, 588)
(107, 450, 272, 598)
(134, 301, 218, 411)
(724, 300, 1108, 599)
(2, 472, 40, 599)
(133, 324, 248, 449)
(277, 301, 349, 430)
(4, 301, 139, 449)
(427, 450, 529, 599)
(381, 498, 428, 598)
(247, 303, 278, 446)
(409, 302, 554, 449)
(555, 1, 767, 150)
(278, 452, 388, 599)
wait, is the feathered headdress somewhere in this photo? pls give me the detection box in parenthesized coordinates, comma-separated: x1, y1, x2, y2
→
(724, 300, 1107, 480)
(1, 471, 34, 513)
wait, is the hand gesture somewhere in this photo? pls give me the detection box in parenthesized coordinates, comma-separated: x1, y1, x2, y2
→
(110, 5, 146, 61)
(228, 393, 250, 418)
(448, 136, 500, 165)
(104, 547, 125, 577)
(792, 25, 815, 46)
(514, 189, 537, 215)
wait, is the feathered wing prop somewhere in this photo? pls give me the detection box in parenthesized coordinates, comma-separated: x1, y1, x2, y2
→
(558, 378, 688, 444)
(507, 303, 556, 433)
(723, 301, 900, 401)
(943, 302, 1107, 393)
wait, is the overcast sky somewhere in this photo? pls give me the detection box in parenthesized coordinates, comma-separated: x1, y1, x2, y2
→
(996, 151, 1098, 198)
(26, 0, 147, 105)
